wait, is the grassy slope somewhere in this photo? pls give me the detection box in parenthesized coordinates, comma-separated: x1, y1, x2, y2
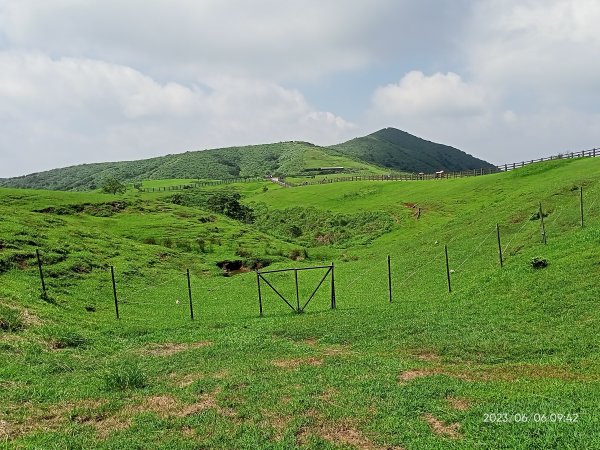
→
(0, 143, 389, 192)
(1, 158, 600, 449)
(0, 128, 492, 191)
(330, 128, 495, 173)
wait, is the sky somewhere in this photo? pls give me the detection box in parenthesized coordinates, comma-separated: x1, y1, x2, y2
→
(1, 0, 599, 178)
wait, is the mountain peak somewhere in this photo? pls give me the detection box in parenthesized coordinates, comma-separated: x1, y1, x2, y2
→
(331, 128, 493, 173)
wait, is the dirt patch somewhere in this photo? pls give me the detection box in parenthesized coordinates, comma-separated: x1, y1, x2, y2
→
(319, 388, 338, 403)
(212, 369, 230, 379)
(398, 368, 442, 383)
(173, 373, 204, 388)
(446, 397, 470, 411)
(413, 350, 441, 362)
(480, 363, 588, 381)
(91, 415, 132, 440)
(142, 341, 212, 356)
(423, 414, 461, 439)
(398, 362, 585, 384)
(303, 338, 318, 347)
(21, 309, 42, 327)
(323, 344, 353, 357)
(129, 391, 221, 418)
(297, 416, 404, 449)
(138, 395, 180, 415)
(181, 426, 199, 438)
(0, 419, 9, 438)
(272, 357, 323, 370)
(3, 398, 109, 440)
(262, 410, 294, 441)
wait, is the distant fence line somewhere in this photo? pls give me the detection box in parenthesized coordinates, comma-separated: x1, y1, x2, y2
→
(139, 177, 261, 192)
(496, 148, 598, 172)
(139, 147, 599, 192)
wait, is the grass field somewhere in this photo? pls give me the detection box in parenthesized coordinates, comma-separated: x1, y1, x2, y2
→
(1, 157, 599, 449)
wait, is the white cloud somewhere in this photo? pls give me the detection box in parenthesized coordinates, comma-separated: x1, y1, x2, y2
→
(0, 0, 394, 82)
(0, 51, 354, 177)
(1, 0, 600, 176)
(366, 0, 600, 164)
(467, 0, 600, 105)
(371, 71, 488, 118)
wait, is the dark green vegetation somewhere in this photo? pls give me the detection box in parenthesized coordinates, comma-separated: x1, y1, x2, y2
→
(1, 157, 599, 449)
(0, 128, 492, 191)
(331, 128, 494, 173)
(101, 178, 126, 195)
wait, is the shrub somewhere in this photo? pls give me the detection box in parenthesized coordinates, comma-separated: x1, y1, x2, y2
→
(101, 177, 126, 195)
(235, 246, 252, 258)
(288, 225, 303, 238)
(288, 248, 308, 261)
(0, 305, 24, 332)
(530, 256, 548, 269)
(143, 236, 157, 245)
(104, 363, 147, 391)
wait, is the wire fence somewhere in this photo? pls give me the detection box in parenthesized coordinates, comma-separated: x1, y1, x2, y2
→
(19, 183, 597, 325)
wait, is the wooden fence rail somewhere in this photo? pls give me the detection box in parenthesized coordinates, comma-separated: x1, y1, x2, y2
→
(139, 148, 598, 191)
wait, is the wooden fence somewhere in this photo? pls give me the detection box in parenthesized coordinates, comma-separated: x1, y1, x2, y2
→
(495, 148, 597, 172)
(139, 147, 599, 191)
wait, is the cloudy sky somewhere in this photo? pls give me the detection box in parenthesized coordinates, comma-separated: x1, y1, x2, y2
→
(1, 0, 599, 177)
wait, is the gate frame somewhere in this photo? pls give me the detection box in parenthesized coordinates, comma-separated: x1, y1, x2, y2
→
(256, 264, 336, 316)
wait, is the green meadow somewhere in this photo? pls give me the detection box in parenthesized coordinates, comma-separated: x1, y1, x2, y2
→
(1, 157, 599, 449)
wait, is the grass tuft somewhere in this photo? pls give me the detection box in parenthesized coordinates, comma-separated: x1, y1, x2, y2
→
(0, 304, 24, 332)
(48, 331, 89, 349)
(104, 362, 148, 391)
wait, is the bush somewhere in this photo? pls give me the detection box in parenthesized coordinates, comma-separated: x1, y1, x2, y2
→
(530, 256, 548, 269)
(288, 225, 303, 238)
(0, 305, 24, 332)
(101, 177, 126, 195)
(235, 246, 252, 258)
(288, 248, 308, 261)
(104, 363, 147, 391)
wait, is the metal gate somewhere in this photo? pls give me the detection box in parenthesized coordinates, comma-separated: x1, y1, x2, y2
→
(256, 264, 336, 316)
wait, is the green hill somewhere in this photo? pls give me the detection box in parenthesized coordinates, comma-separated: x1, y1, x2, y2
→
(330, 127, 494, 173)
(0, 129, 493, 191)
(1, 157, 599, 448)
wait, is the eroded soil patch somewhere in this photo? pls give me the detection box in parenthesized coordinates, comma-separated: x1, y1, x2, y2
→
(272, 357, 323, 370)
(423, 414, 461, 439)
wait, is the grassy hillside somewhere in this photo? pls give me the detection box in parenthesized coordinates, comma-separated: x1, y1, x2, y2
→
(0, 142, 387, 192)
(330, 127, 495, 173)
(1, 157, 599, 449)
(0, 128, 492, 191)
